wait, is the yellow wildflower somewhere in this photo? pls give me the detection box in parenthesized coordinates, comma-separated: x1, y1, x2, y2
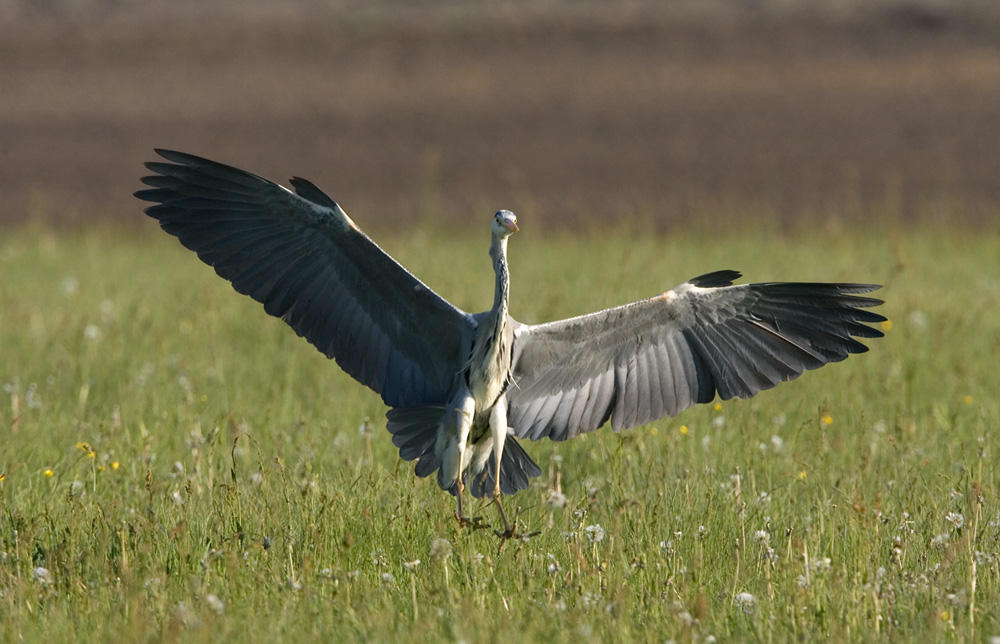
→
(679, 425, 689, 435)
(44, 469, 54, 477)
(964, 395, 974, 405)
(713, 403, 722, 412)
(821, 414, 833, 426)
(112, 461, 120, 470)
(880, 319, 893, 332)
(797, 470, 807, 481)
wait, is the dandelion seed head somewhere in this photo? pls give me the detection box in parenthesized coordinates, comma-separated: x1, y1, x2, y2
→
(945, 512, 965, 531)
(33, 567, 51, 584)
(61, 276, 79, 296)
(754, 530, 770, 546)
(584, 524, 605, 543)
(547, 490, 567, 509)
(429, 538, 452, 562)
(381, 572, 395, 584)
(84, 324, 102, 341)
(733, 592, 756, 614)
(931, 533, 949, 549)
(812, 557, 832, 573)
(403, 559, 421, 572)
(712, 416, 726, 429)
(907, 310, 928, 330)
(205, 593, 224, 615)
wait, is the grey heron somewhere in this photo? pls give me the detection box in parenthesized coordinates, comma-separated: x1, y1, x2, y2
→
(136, 149, 885, 537)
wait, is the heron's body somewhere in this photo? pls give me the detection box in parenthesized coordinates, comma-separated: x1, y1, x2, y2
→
(137, 150, 886, 536)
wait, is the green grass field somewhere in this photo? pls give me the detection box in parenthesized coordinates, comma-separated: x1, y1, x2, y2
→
(1, 218, 998, 642)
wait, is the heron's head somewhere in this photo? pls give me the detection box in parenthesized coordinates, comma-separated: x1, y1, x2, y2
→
(492, 210, 519, 239)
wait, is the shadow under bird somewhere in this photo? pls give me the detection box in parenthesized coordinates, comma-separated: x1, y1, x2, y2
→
(136, 149, 886, 537)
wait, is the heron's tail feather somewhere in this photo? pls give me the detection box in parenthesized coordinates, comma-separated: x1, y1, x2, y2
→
(469, 436, 541, 498)
(388, 406, 541, 497)
(386, 405, 446, 479)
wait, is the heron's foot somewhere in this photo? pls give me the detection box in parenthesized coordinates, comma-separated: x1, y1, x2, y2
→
(493, 522, 541, 541)
(491, 495, 538, 541)
(454, 512, 491, 531)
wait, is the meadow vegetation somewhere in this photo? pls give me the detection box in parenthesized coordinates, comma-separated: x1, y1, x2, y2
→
(0, 216, 998, 642)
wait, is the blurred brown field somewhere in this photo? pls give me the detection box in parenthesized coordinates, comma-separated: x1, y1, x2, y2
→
(1, 0, 999, 229)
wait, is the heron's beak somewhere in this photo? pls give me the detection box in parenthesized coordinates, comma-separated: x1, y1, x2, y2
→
(505, 220, 519, 233)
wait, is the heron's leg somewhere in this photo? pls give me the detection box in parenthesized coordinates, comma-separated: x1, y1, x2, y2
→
(451, 394, 479, 528)
(489, 399, 514, 538)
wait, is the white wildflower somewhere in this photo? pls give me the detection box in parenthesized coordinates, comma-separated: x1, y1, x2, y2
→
(33, 567, 52, 584)
(84, 324, 102, 341)
(712, 416, 726, 429)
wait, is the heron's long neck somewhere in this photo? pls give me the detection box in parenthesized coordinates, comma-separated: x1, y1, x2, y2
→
(489, 235, 510, 324)
(467, 234, 512, 405)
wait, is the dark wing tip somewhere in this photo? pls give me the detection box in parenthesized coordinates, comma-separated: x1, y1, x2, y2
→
(289, 176, 340, 211)
(689, 270, 742, 288)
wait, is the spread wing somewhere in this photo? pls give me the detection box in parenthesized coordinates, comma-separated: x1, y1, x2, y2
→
(135, 149, 474, 408)
(507, 270, 885, 441)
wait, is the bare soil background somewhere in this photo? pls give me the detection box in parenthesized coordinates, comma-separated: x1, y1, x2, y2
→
(2, 1, 999, 229)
